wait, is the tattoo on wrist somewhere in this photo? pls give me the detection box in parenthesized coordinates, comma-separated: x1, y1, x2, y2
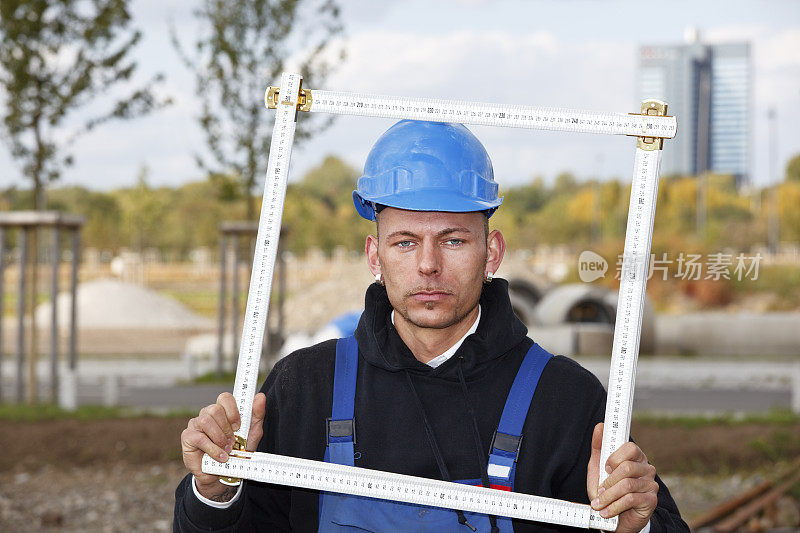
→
(208, 486, 238, 503)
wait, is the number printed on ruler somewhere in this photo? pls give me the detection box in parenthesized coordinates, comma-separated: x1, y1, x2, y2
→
(308, 90, 677, 138)
(599, 148, 662, 485)
(232, 72, 301, 440)
(202, 451, 619, 531)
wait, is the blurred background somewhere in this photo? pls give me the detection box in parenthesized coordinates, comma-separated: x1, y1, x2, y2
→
(1, 0, 799, 530)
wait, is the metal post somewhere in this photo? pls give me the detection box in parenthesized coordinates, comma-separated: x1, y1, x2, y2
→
(792, 362, 800, 415)
(69, 229, 79, 371)
(16, 228, 27, 402)
(27, 226, 39, 404)
(0, 227, 5, 402)
(231, 234, 240, 374)
(50, 227, 60, 402)
(216, 235, 227, 378)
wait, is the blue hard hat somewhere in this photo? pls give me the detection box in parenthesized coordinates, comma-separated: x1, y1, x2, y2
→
(353, 120, 503, 221)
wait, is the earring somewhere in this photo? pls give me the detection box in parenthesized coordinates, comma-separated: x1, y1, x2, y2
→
(484, 271, 494, 283)
(374, 273, 384, 286)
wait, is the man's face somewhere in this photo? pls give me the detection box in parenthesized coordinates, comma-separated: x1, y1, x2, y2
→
(365, 208, 504, 330)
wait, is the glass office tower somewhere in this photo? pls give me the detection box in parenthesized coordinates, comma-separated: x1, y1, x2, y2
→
(638, 34, 751, 188)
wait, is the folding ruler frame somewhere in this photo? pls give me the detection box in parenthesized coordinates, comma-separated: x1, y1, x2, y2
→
(201, 72, 676, 531)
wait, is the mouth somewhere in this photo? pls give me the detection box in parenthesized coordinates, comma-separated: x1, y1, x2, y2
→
(410, 290, 452, 303)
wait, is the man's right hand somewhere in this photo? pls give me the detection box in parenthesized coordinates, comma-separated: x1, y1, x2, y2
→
(181, 391, 267, 501)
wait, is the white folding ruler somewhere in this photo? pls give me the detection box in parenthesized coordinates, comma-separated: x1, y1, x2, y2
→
(203, 71, 675, 530)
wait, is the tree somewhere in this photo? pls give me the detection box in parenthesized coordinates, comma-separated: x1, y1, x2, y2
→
(0, 0, 169, 210)
(173, 0, 345, 220)
(298, 154, 358, 209)
(786, 153, 800, 183)
(282, 155, 371, 253)
(552, 171, 578, 197)
(124, 166, 162, 252)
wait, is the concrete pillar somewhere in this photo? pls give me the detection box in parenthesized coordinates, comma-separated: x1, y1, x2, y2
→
(49, 227, 60, 402)
(216, 235, 227, 378)
(59, 367, 77, 411)
(103, 375, 121, 407)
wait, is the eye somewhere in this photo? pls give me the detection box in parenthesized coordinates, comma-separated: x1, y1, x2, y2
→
(443, 238, 464, 246)
(396, 240, 413, 248)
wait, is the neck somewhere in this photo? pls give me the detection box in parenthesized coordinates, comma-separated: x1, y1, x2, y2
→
(393, 305, 480, 364)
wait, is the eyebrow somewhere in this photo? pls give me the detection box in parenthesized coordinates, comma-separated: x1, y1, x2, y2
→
(385, 227, 473, 240)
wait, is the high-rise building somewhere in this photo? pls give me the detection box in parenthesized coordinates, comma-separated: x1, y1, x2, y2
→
(638, 32, 751, 188)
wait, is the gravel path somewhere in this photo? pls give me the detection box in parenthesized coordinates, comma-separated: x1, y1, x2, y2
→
(2, 463, 793, 531)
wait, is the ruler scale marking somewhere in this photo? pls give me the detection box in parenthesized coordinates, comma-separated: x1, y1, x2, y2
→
(598, 145, 663, 486)
(203, 451, 616, 530)
(305, 89, 676, 138)
(231, 73, 301, 447)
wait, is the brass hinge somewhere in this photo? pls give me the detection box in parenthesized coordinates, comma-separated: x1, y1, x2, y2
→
(219, 435, 249, 486)
(266, 82, 312, 112)
(629, 99, 670, 151)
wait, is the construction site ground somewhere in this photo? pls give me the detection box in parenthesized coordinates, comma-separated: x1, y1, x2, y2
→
(1, 414, 799, 532)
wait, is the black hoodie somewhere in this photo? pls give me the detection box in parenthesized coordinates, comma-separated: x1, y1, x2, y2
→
(174, 279, 689, 532)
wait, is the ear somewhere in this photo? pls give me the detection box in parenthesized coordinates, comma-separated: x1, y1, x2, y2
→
(365, 233, 381, 278)
(485, 229, 505, 278)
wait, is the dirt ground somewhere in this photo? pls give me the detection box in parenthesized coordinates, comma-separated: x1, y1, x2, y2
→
(2, 416, 799, 531)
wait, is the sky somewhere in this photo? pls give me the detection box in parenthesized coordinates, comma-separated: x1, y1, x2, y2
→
(2, 0, 799, 194)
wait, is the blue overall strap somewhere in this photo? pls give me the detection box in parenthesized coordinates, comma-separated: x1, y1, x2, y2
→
(327, 335, 359, 466)
(487, 342, 552, 484)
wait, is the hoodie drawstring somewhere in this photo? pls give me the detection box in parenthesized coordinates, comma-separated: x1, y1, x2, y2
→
(457, 356, 501, 533)
(404, 370, 477, 531)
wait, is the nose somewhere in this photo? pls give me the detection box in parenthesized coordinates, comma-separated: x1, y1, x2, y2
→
(417, 239, 441, 277)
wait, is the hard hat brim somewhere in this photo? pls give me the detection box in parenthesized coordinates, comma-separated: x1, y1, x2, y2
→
(353, 190, 502, 221)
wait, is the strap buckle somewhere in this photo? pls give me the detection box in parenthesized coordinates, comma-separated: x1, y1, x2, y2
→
(490, 430, 522, 460)
(326, 417, 356, 446)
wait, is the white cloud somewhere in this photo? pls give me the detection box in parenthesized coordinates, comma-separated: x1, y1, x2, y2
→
(290, 29, 637, 185)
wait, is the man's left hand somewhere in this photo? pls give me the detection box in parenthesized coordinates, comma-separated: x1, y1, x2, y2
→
(586, 423, 659, 533)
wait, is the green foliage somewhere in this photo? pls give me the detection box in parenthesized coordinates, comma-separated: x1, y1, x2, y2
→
(0, 403, 193, 421)
(172, 0, 345, 219)
(37, 175, 250, 257)
(748, 428, 800, 462)
(49, 186, 123, 249)
(786, 152, 800, 182)
(633, 409, 800, 429)
(0, 0, 169, 209)
(552, 171, 578, 197)
(3, 165, 799, 262)
(282, 155, 372, 253)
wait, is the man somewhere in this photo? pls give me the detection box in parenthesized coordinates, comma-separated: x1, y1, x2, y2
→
(174, 120, 689, 532)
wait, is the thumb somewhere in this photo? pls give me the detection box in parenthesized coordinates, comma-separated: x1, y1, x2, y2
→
(586, 422, 603, 500)
(245, 392, 267, 452)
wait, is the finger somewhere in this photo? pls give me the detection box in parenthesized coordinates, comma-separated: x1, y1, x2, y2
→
(601, 460, 657, 492)
(594, 489, 658, 520)
(194, 412, 231, 451)
(251, 392, 267, 425)
(605, 441, 647, 474)
(592, 476, 659, 512)
(217, 392, 241, 433)
(246, 393, 267, 452)
(182, 428, 229, 463)
(204, 403, 235, 441)
(586, 422, 603, 500)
